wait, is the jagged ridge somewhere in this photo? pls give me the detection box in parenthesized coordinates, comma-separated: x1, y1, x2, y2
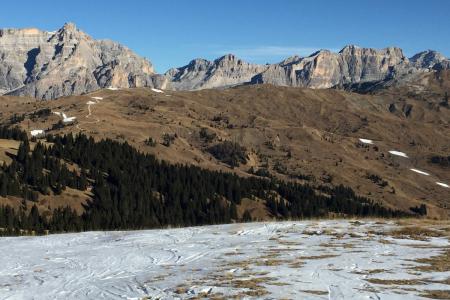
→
(0, 23, 165, 99)
(1, 23, 449, 99)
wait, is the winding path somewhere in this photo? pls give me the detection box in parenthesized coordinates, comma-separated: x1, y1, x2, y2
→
(76, 97, 103, 131)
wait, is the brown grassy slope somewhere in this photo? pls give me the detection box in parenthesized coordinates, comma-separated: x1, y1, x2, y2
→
(0, 72, 449, 218)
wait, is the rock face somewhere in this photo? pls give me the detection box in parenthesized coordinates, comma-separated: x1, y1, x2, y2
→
(253, 46, 410, 88)
(165, 54, 268, 90)
(0, 23, 165, 99)
(1, 23, 448, 98)
(410, 50, 448, 68)
(166, 45, 448, 91)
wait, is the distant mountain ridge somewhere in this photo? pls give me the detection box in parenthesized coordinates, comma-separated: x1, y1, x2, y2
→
(0, 23, 448, 99)
(167, 45, 449, 91)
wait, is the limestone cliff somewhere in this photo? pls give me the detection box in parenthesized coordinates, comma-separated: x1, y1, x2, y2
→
(0, 23, 164, 99)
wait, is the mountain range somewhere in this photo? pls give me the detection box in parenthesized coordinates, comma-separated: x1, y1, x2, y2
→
(1, 23, 449, 99)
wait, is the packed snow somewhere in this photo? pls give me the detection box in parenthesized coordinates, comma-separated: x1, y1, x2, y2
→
(63, 117, 76, 123)
(1, 220, 449, 299)
(62, 113, 76, 124)
(106, 87, 119, 91)
(151, 88, 164, 93)
(91, 96, 103, 101)
(30, 129, 45, 137)
(388, 150, 408, 158)
(53, 112, 76, 124)
(358, 138, 374, 144)
(410, 168, 431, 176)
(436, 182, 450, 188)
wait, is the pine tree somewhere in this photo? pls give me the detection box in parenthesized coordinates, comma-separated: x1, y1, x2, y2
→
(17, 140, 30, 163)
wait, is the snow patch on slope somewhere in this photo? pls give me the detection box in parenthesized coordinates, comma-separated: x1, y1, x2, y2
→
(436, 182, 450, 188)
(359, 138, 373, 144)
(410, 168, 430, 176)
(389, 150, 408, 158)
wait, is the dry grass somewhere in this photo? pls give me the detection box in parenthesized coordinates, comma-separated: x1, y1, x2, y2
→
(266, 281, 290, 286)
(224, 259, 255, 270)
(297, 254, 340, 260)
(190, 292, 225, 300)
(365, 278, 424, 285)
(278, 240, 302, 246)
(288, 260, 305, 269)
(0, 138, 20, 165)
(419, 290, 450, 299)
(300, 289, 329, 295)
(412, 249, 450, 272)
(152, 273, 172, 281)
(173, 285, 188, 294)
(255, 258, 288, 267)
(388, 226, 447, 241)
(352, 268, 387, 275)
(3, 81, 450, 218)
(264, 247, 302, 253)
(223, 251, 244, 256)
(230, 277, 276, 289)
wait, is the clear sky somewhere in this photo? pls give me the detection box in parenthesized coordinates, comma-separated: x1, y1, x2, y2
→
(1, 0, 449, 73)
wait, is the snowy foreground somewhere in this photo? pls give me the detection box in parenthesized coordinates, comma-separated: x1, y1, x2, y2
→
(1, 220, 449, 299)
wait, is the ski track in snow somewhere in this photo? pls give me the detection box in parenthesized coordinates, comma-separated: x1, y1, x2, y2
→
(1, 220, 449, 300)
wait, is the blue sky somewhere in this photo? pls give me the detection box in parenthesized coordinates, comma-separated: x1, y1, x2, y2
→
(1, 0, 449, 72)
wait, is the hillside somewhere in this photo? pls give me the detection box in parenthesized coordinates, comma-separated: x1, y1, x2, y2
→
(1, 71, 449, 219)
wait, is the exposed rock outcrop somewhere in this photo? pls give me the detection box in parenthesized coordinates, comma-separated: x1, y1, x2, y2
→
(0, 23, 164, 99)
(165, 45, 448, 91)
(165, 54, 268, 90)
(410, 50, 448, 69)
(1, 23, 448, 98)
(252, 46, 412, 88)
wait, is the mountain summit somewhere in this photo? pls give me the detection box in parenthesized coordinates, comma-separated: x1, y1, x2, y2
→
(165, 54, 268, 90)
(0, 23, 165, 99)
(164, 45, 448, 91)
(0, 24, 449, 99)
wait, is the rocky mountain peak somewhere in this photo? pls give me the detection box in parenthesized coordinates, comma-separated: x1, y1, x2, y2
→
(216, 53, 237, 61)
(165, 53, 268, 90)
(339, 45, 360, 54)
(410, 50, 447, 68)
(309, 49, 332, 57)
(1, 23, 449, 97)
(339, 45, 406, 59)
(0, 23, 162, 99)
(62, 22, 77, 32)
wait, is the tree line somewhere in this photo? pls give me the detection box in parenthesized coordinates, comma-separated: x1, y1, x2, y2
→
(0, 125, 410, 235)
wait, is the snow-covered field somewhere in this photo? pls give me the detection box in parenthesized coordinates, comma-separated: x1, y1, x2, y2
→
(1, 220, 449, 299)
